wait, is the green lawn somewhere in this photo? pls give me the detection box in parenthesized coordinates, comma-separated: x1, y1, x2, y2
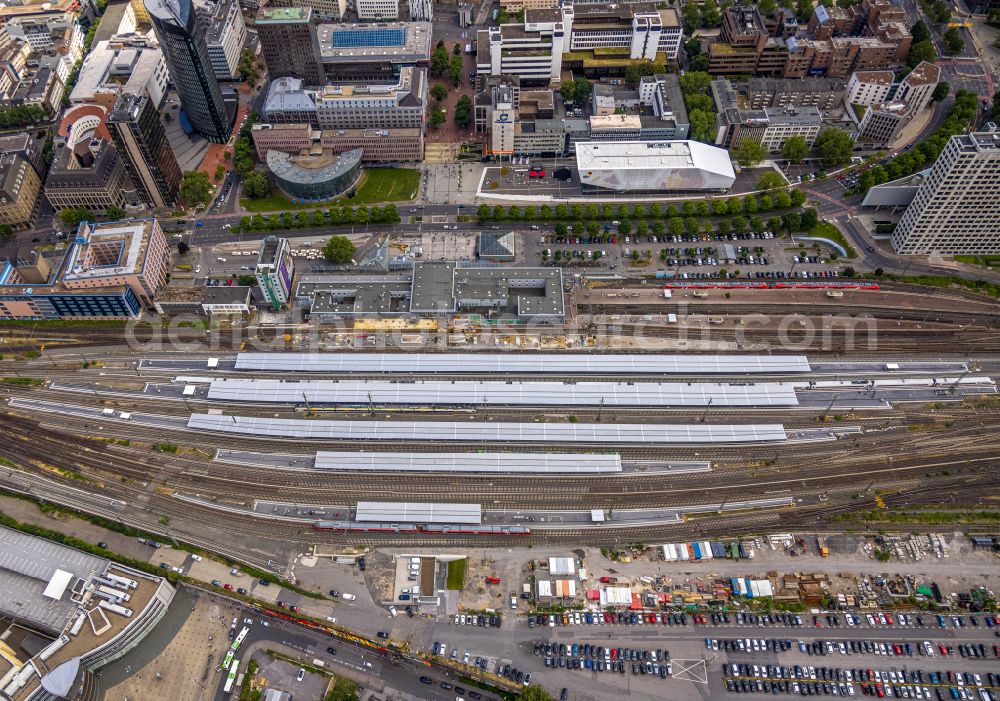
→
(955, 255, 1000, 268)
(807, 222, 858, 259)
(240, 168, 419, 213)
(446, 558, 467, 590)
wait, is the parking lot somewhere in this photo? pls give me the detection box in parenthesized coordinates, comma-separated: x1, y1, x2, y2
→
(506, 610, 1000, 700)
(540, 230, 847, 279)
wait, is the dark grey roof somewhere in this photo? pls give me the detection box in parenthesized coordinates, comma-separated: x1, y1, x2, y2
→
(477, 231, 514, 258)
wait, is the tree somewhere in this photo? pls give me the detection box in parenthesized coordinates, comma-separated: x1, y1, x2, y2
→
(383, 204, 400, 224)
(449, 54, 463, 86)
(668, 218, 684, 237)
(911, 20, 930, 44)
(931, 81, 949, 102)
(782, 211, 802, 231)
(59, 207, 92, 229)
(453, 42, 462, 55)
(756, 172, 785, 192)
(431, 44, 449, 76)
(688, 109, 717, 143)
(454, 95, 472, 129)
(734, 139, 766, 167)
(238, 48, 260, 88)
(758, 0, 777, 13)
(801, 208, 819, 229)
(814, 129, 854, 166)
(322, 235, 356, 264)
(781, 135, 809, 164)
(731, 215, 748, 232)
(682, 2, 701, 32)
(180, 171, 212, 206)
(430, 107, 446, 129)
(700, 2, 720, 26)
(712, 200, 729, 216)
(689, 55, 709, 72)
(177, 240, 190, 254)
(906, 39, 936, 68)
(106, 205, 126, 220)
(572, 77, 592, 106)
(842, 266, 857, 278)
(431, 84, 449, 103)
(560, 81, 577, 103)
(243, 172, 271, 199)
(943, 27, 964, 55)
(684, 37, 702, 56)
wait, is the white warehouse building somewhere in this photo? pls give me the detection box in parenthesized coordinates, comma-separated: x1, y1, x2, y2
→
(575, 140, 735, 193)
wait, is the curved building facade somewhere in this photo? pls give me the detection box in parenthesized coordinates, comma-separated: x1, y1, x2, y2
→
(266, 148, 363, 200)
(145, 0, 232, 143)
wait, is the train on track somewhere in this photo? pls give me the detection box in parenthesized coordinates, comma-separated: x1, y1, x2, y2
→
(312, 521, 531, 536)
(662, 281, 881, 290)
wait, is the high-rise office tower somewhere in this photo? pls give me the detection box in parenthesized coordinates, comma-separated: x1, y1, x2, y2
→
(145, 0, 233, 143)
(892, 128, 1000, 255)
(256, 7, 325, 86)
(108, 93, 183, 208)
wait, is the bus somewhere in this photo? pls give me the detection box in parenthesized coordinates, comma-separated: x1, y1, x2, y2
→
(231, 626, 249, 652)
(223, 658, 239, 694)
(223, 650, 234, 669)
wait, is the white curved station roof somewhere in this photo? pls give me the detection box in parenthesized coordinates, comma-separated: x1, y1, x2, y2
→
(205, 378, 799, 407)
(314, 452, 623, 473)
(187, 414, 788, 444)
(233, 352, 811, 374)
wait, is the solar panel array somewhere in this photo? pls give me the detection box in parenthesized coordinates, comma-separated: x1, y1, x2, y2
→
(187, 414, 788, 444)
(330, 27, 406, 48)
(206, 378, 799, 407)
(234, 352, 811, 374)
(314, 451, 623, 473)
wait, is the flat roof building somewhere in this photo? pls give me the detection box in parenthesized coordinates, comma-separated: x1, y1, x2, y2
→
(575, 140, 735, 193)
(256, 6, 325, 87)
(297, 263, 565, 319)
(317, 22, 431, 83)
(44, 137, 140, 213)
(892, 128, 1000, 254)
(194, 0, 247, 81)
(0, 525, 175, 701)
(255, 235, 294, 310)
(0, 151, 42, 229)
(61, 218, 170, 308)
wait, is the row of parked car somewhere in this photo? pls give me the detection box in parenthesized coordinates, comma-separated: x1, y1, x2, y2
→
(451, 613, 502, 627)
(527, 610, 690, 628)
(725, 663, 999, 700)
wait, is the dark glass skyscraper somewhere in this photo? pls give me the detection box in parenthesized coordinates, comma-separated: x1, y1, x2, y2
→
(145, 0, 233, 143)
(108, 93, 182, 208)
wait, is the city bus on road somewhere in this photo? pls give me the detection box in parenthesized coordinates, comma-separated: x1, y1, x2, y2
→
(223, 650, 234, 669)
(231, 626, 249, 652)
(223, 658, 239, 693)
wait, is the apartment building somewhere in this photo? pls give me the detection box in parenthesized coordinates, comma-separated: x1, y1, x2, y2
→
(256, 6, 325, 86)
(356, 0, 399, 19)
(894, 60, 940, 113)
(710, 1, 905, 78)
(0, 150, 40, 229)
(857, 100, 914, 146)
(845, 69, 894, 106)
(892, 129, 1000, 254)
(0, 131, 45, 178)
(568, 3, 681, 61)
(745, 77, 845, 110)
(194, 0, 247, 81)
(712, 78, 821, 151)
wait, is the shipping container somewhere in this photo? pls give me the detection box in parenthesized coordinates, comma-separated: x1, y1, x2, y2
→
(692, 542, 702, 560)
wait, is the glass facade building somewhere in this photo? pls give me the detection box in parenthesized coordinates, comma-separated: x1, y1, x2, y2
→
(146, 0, 233, 143)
